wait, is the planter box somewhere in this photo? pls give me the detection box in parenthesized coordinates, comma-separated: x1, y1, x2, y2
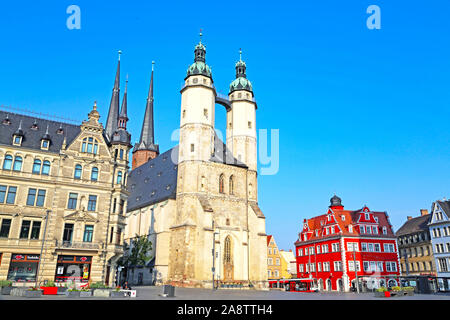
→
(40, 286, 58, 295)
(57, 287, 68, 295)
(66, 290, 81, 298)
(1, 287, 13, 295)
(93, 288, 112, 298)
(110, 290, 126, 298)
(80, 290, 92, 298)
(24, 290, 43, 298)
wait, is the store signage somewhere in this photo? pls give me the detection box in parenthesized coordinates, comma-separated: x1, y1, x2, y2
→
(11, 254, 40, 261)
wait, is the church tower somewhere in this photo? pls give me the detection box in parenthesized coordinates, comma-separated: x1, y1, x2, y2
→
(132, 62, 160, 169)
(227, 49, 257, 173)
(178, 32, 216, 164)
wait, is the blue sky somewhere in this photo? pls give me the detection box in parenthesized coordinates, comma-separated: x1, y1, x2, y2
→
(0, 1, 449, 251)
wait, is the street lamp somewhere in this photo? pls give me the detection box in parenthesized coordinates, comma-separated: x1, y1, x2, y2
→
(36, 209, 51, 286)
(352, 247, 360, 293)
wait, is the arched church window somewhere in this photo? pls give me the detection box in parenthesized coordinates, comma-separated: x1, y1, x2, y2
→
(219, 174, 225, 194)
(224, 236, 232, 263)
(13, 156, 23, 172)
(229, 175, 234, 195)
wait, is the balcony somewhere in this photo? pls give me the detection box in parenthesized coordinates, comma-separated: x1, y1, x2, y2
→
(54, 240, 103, 251)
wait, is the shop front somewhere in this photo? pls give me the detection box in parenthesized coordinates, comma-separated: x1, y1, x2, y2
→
(55, 255, 92, 283)
(7, 253, 40, 282)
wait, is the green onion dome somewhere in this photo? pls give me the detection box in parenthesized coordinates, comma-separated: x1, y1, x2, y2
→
(229, 49, 253, 95)
(186, 35, 213, 80)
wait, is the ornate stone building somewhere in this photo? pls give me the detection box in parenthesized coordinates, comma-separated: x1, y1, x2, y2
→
(0, 55, 130, 286)
(396, 209, 436, 277)
(267, 235, 282, 280)
(124, 36, 268, 289)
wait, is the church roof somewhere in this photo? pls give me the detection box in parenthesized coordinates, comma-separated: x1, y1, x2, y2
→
(126, 146, 179, 212)
(0, 110, 80, 153)
(210, 133, 248, 168)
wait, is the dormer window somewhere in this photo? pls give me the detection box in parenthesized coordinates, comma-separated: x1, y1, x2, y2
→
(41, 139, 50, 150)
(349, 225, 353, 233)
(12, 135, 22, 146)
(365, 212, 370, 220)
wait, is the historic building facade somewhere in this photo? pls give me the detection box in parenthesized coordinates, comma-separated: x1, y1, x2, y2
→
(267, 235, 282, 280)
(124, 36, 268, 289)
(0, 55, 130, 286)
(295, 195, 400, 292)
(396, 209, 436, 276)
(279, 249, 296, 278)
(429, 199, 450, 291)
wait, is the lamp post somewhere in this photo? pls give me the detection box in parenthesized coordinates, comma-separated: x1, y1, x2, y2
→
(36, 209, 51, 287)
(353, 247, 360, 293)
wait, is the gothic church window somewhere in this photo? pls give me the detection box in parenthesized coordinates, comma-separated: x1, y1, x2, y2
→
(224, 236, 232, 263)
(229, 175, 234, 195)
(219, 174, 225, 194)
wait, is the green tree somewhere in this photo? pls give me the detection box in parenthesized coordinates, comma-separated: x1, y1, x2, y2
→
(124, 234, 152, 267)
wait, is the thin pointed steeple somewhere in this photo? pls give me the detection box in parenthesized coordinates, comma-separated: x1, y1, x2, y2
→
(118, 74, 128, 130)
(137, 61, 158, 152)
(105, 50, 122, 140)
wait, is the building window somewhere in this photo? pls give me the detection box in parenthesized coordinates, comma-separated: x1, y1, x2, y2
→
(322, 244, 329, 253)
(13, 156, 23, 171)
(13, 135, 22, 146)
(74, 164, 82, 179)
(26, 189, 46, 207)
(224, 236, 232, 263)
(119, 149, 124, 160)
(30, 221, 41, 240)
(268, 258, 273, 265)
(67, 193, 78, 209)
(42, 160, 50, 175)
(87, 195, 97, 212)
(333, 261, 342, 271)
(276, 258, 280, 266)
(348, 242, 358, 252)
(32, 159, 42, 174)
(62, 223, 74, 243)
(219, 174, 225, 194)
(0, 218, 12, 238)
(331, 243, 340, 252)
(91, 167, 99, 181)
(361, 243, 367, 251)
(229, 175, 234, 195)
(382, 226, 387, 235)
(268, 248, 272, 255)
(117, 171, 123, 184)
(190, 144, 194, 152)
(2, 155, 13, 170)
(19, 220, 31, 239)
(83, 225, 94, 242)
(5, 186, 17, 204)
(41, 139, 49, 150)
(81, 137, 99, 154)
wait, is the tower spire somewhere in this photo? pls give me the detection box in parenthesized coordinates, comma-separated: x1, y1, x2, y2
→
(118, 74, 128, 130)
(105, 50, 121, 140)
(132, 62, 159, 169)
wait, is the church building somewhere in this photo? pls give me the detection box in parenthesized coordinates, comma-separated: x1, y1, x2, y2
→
(124, 35, 268, 289)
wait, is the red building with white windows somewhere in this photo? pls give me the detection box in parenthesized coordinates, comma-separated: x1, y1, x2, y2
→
(294, 195, 400, 292)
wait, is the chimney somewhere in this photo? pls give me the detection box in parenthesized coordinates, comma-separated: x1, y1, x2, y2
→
(420, 209, 429, 216)
(407, 216, 413, 220)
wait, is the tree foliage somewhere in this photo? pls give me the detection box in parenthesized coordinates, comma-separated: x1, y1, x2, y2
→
(122, 234, 152, 267)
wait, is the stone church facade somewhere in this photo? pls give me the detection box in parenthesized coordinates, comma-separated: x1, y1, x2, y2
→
(124, 37, 268, 289)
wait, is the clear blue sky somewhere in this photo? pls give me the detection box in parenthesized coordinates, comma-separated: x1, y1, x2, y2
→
(1, 1, 449, 251)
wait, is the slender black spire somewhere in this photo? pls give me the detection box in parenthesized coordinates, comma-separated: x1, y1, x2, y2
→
(105, 50, 121, 140)
(118, 75, 128, 130)
(135, 61, 158, 152)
